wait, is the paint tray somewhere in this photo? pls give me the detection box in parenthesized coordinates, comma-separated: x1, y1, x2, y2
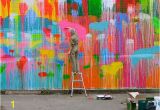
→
(96, 94, 113, 100)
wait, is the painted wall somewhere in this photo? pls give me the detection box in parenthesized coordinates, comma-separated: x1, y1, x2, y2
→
(0, 0, 160, 90)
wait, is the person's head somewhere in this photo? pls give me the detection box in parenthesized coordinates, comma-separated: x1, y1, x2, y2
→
(70, 29, 76, 36)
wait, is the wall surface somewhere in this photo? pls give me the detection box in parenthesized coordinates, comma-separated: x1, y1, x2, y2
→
(0, 0, 160, 90)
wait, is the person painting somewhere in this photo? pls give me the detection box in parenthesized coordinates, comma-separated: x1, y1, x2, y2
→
(68, 29, 79, 74)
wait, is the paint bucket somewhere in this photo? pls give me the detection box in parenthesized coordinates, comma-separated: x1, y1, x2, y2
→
(127, 102, 136, 110)
(127, 102, 131, 110)
(138, 100, 146, 110)
(131, 102, 136, 110)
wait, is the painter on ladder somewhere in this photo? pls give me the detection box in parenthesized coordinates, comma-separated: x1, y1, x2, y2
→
(68, 29, 79, 74)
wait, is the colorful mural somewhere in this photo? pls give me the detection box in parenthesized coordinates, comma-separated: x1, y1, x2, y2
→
(0, 0, 160, 90)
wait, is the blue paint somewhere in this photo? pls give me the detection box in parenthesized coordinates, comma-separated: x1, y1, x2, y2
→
(52, 22, 59, 35)
(78, 52, 83, 60)
(100, 48, 114, 64)
(72, 10, 78, 16)
(44, 18, 52, 29)
(55, 58, 64, 66)
(74, 0, 82, 4)
(1, 45, 10, 54)
(130, 46, 160, 66)
(24, 10, 42, 34)
(115, 13, 129, 32)
(3, 17, 9, 31)
(54, 64, 63, 88)
(89, 21, 109, 32)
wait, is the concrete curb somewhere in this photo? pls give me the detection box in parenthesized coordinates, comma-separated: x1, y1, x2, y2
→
(1, 89, 160, 95)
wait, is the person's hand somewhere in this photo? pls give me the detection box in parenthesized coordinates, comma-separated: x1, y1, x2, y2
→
(67, 50, 71, 55)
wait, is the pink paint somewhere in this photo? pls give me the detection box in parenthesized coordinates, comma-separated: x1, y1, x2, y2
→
(59, 20, 87, 40)
(0, 49, 5, 57)
(18, 41, 29, 48)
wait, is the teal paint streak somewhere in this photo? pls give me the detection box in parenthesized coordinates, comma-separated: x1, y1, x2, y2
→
(130, 46, 160, 66)
(89, 21, 109, 32)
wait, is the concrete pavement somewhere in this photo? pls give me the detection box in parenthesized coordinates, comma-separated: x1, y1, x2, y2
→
(0, 93, 159, 110)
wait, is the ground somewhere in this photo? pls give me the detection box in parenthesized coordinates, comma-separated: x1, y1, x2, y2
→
(0, 93, 159, 110)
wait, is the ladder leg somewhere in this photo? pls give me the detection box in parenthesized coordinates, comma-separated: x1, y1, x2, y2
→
(80, 72, 87, 97)
(71, 72, 74, 97)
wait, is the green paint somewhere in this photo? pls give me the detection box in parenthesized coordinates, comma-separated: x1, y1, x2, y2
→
(120, 0, 127, 13)
(83, 64, 90, 69)
(63, 74, 70, 80)
(0, 64, 6, 74)
(88, 0, 102, 18)
(47, 71, 54, 77)
(41, 66, 45, 70)
(57, 64, 61, 70)
(15, 16, 22, 42)
(67, 0, 72, 4)
(93, 54, 99, 64)
(99, 72, 104, 79)
(78, 5, 83, 16)
(140, 0, 150, 14)
(115, 53, 119, 60)
(31, 34, 42, 41)
(153, 17, 160, 34)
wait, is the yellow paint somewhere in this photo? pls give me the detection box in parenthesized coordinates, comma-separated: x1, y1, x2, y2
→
(0, 4, 8, 18)
(32, 2, 41, 17)
(29, 40, 42, 48)
(101, 61, 123, 76)
(0, 39, 15, 46)
(46, 35, 61, 44)
(58, 53, 64, 59)
(10, 1, 20, 15)
(11, 100, 14, 109)
(154, 41, 160, 46)
(39, 49, 55, 58)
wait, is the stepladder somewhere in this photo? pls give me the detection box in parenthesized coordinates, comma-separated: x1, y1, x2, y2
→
(70, 72, 87, 97)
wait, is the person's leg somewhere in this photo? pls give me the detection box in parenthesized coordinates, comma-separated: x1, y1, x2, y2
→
(70, 52, 76, 73)
(75, 51, 79, 73)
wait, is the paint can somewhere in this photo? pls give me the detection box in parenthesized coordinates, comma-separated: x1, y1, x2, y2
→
(127, 101, 136, 110)
(138, 100, 146, 110)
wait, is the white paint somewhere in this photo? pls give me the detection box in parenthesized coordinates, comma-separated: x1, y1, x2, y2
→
(24, 0, 34, 7)
(102, 0, 115, 9)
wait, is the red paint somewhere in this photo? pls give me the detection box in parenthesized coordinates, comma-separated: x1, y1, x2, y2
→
(19, 3, 28, 15)
(82, 0, 88, 16)
(43, 27, 51, 38)
(9, 49, 14, 53)
(54, 34, 60, 38)
(16, 56, 28, 73)
(1, 54, 12, 59)
(0, 32, 4, 38)
(37, 61, 42, 66)
(54, 0, 58, 17)
(72, 3, 78, 10)
(38, 72, 47, 77)
(44, 0, 53, 18)
(0, 17, 3, 27)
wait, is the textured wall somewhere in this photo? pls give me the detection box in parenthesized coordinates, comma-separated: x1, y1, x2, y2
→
(0, 0, 160, 90)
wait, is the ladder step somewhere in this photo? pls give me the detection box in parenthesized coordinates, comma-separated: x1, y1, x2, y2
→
(73, 88, 84, 90)
(73, 80, 82, 82)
